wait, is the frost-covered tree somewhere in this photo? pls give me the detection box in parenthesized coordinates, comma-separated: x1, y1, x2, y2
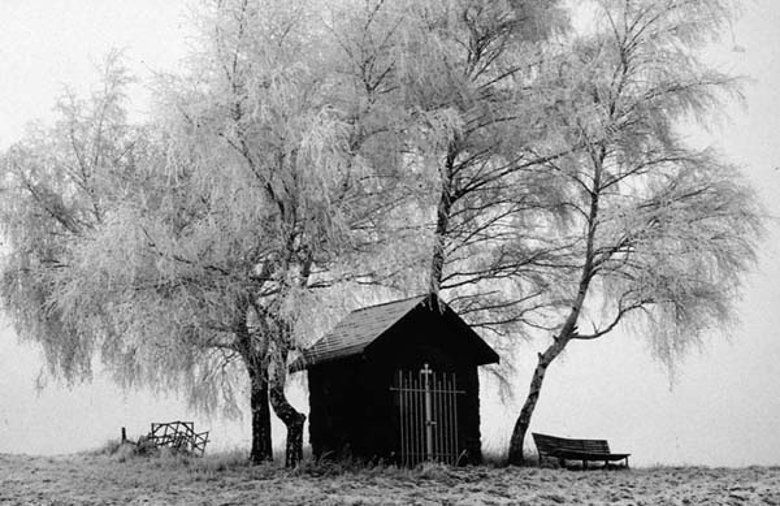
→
(2, 0, 760, 470)
(0, 51, 143, 383)
(72, 0, 376, 466)
(504, 0, 762, 465)
(333, 0, 761, 467)
(330, 0, 572, 345)
(1, 1, 393, 467)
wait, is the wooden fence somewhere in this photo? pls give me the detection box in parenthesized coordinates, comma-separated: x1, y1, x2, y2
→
(146, 421, 209, 456)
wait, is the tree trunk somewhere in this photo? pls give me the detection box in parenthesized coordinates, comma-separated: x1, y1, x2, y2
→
(507, 156, 602, 465)
(248, 364, 273, 464)
(429, 189, 452, 296)
(428, 142, 458, 296)
(507, 333, 571, 466)
(269, 378, 306, 468)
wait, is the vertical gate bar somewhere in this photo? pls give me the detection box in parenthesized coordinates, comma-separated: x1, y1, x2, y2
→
(422, 364, 433, 462)
(418, 370, 424, 465)
(403, 374, 411, 466)
(409, 370, 414, 466)
(447, 374, 458, 464)
(424, 371, 429, 463)
(434, 372, 440, 462)
(414, 374, 424, 465)
(443, 372, 450, 464)
(441, 374, 448, 463)
(396, 370, 400, 464)
(452, 373, 460, 464)
(410, 370, 414, 465)
(403, 371, 412, 466)
(452, 372, 458, 463)
(417, 370, 423, 465)
(444, 372, 451, 464)
(407, 370, 412, 467)
(407, 371, 412, 467)
(439, 373, 450, 463)
(449, 372, 456, 464)
(411, 370, 417, 465)
(432, 371, 438, 462)
(397, 370, 403, 466)
(408, 371, 413, 467)
(443, 373, 449, 463)
(399, 371, 404, 466)
(436, 374, 447, 462)
(430, 370, 435, 462)
(443, 373, 448, 463)
(409, 371, 420, 466)
(449, 373, 455, 464)
(408, 371, 413, 466)
(415, 371, 419, 465)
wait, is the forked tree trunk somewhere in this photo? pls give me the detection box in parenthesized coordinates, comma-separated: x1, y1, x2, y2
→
(248, 364, 273, 464)
(269, 378, 306, 467)
(267, 322, 306, 467)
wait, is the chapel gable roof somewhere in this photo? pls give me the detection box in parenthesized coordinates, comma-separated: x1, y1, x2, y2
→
(290, 293, 499, 372)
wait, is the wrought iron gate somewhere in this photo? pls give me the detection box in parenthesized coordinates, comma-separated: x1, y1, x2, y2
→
(391, 363, 464, 466)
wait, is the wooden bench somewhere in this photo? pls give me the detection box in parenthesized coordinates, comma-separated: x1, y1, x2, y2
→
(532, 433, 630, 469)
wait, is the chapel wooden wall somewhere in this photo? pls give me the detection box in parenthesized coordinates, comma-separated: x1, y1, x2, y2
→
(306, 304, 485, 464)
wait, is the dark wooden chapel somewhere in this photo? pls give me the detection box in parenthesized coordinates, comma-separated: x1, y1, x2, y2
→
(290, 293, 499, 466)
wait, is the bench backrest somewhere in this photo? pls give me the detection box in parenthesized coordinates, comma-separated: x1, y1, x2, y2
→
(532, 433, 611, 455)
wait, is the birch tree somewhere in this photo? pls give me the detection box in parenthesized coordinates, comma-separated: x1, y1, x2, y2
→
(0, 52, 143, 383)
(86, 0, 365, 466)
(336, 0, 760, 466)
(2, 1, 386, 467)
(331, 0, 572, 338)
(504, 0, 762, 465)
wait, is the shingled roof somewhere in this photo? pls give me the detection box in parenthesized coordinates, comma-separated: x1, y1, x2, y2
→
(290, 294, 499, 372)
(289, 295, 427, 372)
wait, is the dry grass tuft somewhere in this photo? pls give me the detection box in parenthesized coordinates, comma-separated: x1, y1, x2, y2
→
(91, 438, 123, 456)
(191, 449, 249, 473)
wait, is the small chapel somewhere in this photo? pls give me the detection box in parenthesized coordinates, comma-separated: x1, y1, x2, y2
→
(290, 293, 499, 465)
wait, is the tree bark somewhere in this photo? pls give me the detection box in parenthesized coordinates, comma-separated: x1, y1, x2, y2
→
(428, 142, 458, 296)
(269, 376, 306, 468)
(507, 334, 569, 465)
(247, 363, 273, 464)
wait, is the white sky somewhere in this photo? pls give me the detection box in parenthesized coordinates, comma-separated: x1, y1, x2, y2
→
(0, 0, 189, 148)
(1, 1, 780, 466)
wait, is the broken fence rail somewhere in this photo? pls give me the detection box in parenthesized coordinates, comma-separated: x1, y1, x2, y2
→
(144, 421, 210, 456)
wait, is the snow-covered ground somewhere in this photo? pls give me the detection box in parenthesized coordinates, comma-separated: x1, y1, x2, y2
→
(2, 451, 779, 505)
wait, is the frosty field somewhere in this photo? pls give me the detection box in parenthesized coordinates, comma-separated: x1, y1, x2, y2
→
(2, 451, 779, 505)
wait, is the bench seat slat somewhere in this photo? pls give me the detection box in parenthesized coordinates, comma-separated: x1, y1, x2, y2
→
(551, 449, 630, 461)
